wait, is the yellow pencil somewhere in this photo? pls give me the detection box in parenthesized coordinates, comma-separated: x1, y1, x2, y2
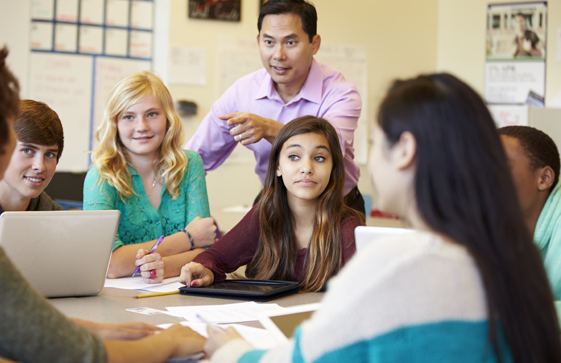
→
(133, 291, 180, 299)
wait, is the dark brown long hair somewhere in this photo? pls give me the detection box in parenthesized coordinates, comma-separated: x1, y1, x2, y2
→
(246, 116, 363, 292)
(0, 47, 19, 152)
(378, 73, 561, 362)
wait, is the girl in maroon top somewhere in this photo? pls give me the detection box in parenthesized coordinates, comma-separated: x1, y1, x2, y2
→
(180, 116, 364, 292)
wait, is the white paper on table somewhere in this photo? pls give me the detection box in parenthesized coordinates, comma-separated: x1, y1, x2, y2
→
(157, 321, 279, 350)
(104, 276, 183, 292)
(165, 302, 285, 324)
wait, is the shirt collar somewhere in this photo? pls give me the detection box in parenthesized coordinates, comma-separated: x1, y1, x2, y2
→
(255, 58, 323, 105)
(128, 164, 139, 176)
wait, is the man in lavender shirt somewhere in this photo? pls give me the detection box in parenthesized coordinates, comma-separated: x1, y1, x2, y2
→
(186, 0, 364, 215)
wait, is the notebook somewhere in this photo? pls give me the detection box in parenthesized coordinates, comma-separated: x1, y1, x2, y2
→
(354, 226, 414, 251)
(0, 210, 120, 297)
(257, 303, 321, 344)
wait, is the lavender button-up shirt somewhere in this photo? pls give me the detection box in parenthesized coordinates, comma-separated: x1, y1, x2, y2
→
(185, 59, 361, 195)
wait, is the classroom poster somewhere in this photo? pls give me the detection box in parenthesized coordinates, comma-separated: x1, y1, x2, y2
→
(485, 2, 547, 105)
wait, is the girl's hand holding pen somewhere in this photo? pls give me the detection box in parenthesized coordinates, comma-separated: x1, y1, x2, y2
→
(135, 249, 164, 283)
(179, 262, 214, 287)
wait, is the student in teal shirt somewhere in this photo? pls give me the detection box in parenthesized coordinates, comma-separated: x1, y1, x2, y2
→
(499, 126, 561, 310)
(84, 71, 216, 283)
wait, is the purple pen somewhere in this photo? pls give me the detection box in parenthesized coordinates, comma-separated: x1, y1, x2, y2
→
(132, 235, 165, 277)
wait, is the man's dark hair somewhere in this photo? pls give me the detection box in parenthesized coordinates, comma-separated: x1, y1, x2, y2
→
(498, 125, 560, 190)
(16, 100, 64, 163)
(0, 47, 20, 154)
(258, 0, 317, 42)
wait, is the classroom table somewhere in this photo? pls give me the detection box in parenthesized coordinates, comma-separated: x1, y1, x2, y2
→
(49, 286, 324, 328)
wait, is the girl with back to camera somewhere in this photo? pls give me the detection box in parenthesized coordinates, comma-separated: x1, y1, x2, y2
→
(202, 74, 561, 362)
(180, 116, 364, 292)
(84, 71, 216, 283)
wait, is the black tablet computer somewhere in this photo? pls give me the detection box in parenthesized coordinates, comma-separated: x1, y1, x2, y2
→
(179, 280, 299, 300)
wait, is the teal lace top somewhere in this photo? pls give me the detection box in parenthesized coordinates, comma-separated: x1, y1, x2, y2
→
(83, 150, 211, 250)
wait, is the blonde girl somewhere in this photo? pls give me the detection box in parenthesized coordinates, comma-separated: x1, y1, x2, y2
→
(84, 71, 216, 283)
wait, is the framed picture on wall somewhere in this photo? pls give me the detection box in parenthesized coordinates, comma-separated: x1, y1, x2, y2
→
(188, 0, 241, 21)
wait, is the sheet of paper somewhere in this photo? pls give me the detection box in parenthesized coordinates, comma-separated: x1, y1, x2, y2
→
(129, 30, 152, 59)
(80, 0, 105, 24)
(104, 276, 183, 292)
(30, 22, 54, 50)
(56, 0, 79, 22)
(131, 0, 154, 30)
(168, 46, 206, 86)
(104, 28, 128, 57)
(32, 0, 55, 20)
(166, 302, 285, 324)
(315, 44, 368, 164)
(79, 25, 103, 54)
(54, 24, 78, 52)
(158, 321, 279, 350)
(106, 0, 130, 27)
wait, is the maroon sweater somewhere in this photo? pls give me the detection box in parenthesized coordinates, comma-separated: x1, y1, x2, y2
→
(194, 204, 361, 283)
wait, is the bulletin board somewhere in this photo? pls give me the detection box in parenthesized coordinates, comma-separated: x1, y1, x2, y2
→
(28, 0, 153, 172)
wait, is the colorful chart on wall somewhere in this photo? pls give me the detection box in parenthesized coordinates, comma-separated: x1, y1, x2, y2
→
(485, 2, 547, 107)
(28, 0, 153, 171)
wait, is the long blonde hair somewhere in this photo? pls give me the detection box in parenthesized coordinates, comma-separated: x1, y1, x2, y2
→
(91, 71, 187, 200)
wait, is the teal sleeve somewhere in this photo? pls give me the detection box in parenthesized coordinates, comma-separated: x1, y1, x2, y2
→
(184, 151, 211, 223)
(541, 222, 561, 301)
(83, 167, 124, 250)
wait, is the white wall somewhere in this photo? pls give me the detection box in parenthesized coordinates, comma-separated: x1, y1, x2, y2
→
(0, 0, 30, 96)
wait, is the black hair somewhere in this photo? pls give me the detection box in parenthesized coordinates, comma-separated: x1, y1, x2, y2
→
(378, 73, 561, 362)
(258, 0, 317, 43)
(0, 47, 20, 152)
(498, 125, 560, 190)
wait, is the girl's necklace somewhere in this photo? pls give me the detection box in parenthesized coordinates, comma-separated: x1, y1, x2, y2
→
(147, 174, 158, 197)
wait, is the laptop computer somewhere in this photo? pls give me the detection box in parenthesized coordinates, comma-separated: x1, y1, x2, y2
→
(0, 210, 120, 298)
(257, 303, 321, 344)
(354, 226, 414, 251)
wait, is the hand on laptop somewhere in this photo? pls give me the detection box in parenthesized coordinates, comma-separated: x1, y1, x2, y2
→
(179, 262, 214, 287)
(135, 249, 164, 283)
(71, 319, 162, 340)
